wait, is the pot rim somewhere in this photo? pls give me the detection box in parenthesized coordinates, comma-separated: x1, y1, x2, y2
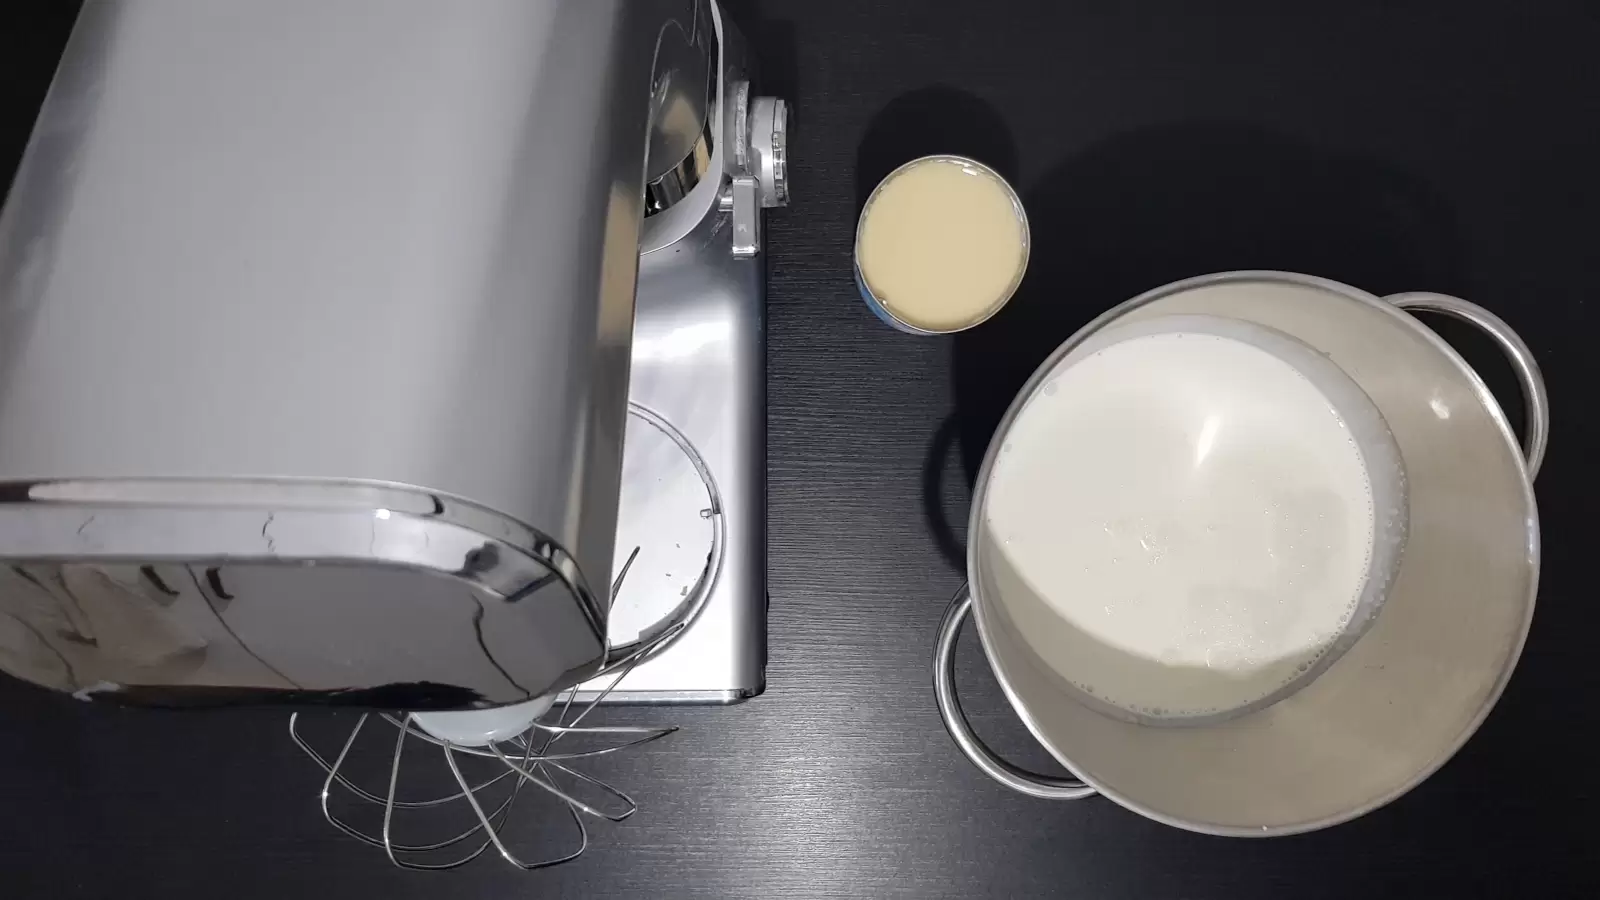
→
(963, 269, 1540, 836)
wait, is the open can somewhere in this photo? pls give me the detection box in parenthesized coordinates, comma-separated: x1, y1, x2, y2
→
(854, 154, 1030, 334)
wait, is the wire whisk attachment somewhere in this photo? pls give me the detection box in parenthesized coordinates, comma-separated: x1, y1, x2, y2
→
(288, 398, 724, 872)
(289, 619, 681, 871)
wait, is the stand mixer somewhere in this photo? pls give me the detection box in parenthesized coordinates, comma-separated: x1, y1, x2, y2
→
(0, 0, 786, 869)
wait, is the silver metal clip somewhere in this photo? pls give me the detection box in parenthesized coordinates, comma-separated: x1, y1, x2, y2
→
(720, 175, 761, 259)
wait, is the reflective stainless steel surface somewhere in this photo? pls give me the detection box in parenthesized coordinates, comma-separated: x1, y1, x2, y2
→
(565, 4, 780, 703)
(576, 195, 768, 703)
(747, 96, 791, 209)
(0, 483, 603, 708)
(0, 0, 717, 707)
(937, 272, 1543, 835)
(646, 121, 716, 215)
(643, 0, 714, 187)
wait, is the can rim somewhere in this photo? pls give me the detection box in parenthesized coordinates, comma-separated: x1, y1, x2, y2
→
(853, 154, 1031, 335)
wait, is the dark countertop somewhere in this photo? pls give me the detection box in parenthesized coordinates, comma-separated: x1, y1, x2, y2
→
(3, 2, 1598, 897)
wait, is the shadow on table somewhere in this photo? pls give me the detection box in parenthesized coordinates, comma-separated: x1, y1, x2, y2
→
(851, 87, 1025, 571)
(855, 85, 1021, 220)
(733, 4, 798, 102)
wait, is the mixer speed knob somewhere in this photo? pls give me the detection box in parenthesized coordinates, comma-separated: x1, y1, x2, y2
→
(747, 96, 789, 209)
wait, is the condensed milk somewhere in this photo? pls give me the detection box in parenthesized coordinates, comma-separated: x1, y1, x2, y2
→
(855, 155, 1028, 333)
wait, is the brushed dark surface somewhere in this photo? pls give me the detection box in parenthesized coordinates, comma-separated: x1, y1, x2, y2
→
(2, 2, 1598, 898)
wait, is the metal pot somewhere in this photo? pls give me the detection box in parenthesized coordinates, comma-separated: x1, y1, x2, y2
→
(934, 271, 1546, 835)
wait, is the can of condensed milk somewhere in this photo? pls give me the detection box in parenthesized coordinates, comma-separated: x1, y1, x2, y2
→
(854, 154, 1030, 334)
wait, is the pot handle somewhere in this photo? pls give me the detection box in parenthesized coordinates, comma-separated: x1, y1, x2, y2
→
(933, 585, 1097, 800)
(1385, 292, 1549, 480)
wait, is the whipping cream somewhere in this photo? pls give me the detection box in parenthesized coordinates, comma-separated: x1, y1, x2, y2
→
(857, 157, 1025, 331)
(985, 330, 1377, 720)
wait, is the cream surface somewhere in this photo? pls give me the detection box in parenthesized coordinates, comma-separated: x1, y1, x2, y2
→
(985, 331, 1377, 719)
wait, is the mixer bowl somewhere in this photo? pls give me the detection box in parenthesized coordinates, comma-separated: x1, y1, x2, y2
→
(936, 271, 1544, 835)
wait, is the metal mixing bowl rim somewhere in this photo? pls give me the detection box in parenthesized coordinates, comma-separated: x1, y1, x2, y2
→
(963, 268, 1541, 836)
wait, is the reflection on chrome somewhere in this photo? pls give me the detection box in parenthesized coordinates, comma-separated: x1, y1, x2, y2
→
(1193, 413, 1222, 469)
(631, 321, 730, 363)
